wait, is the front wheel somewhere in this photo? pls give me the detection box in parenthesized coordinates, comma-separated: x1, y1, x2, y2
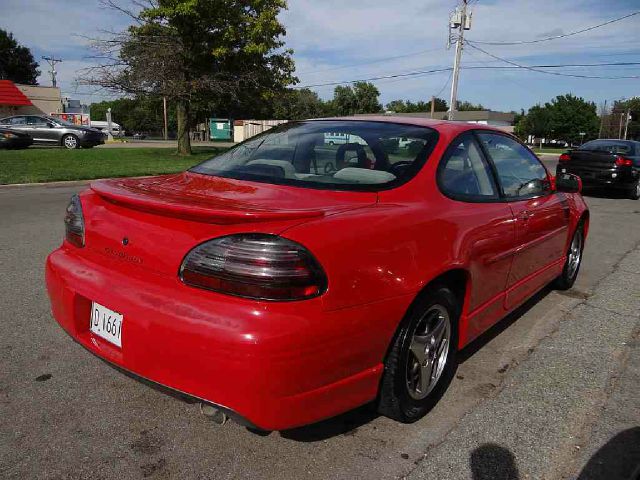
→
(553, 222, 585, 290)
(62, 134, 79, 149)
(377, 286, 459, 423)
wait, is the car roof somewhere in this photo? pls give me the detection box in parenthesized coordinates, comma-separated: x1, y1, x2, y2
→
(307, 115, 504, 135)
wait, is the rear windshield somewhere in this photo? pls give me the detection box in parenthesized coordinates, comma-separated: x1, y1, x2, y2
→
(191, 120, 439, 191)
(578, 140, 635, 155)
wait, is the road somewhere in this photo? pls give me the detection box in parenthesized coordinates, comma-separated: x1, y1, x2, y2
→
(0, 166, 638, 479)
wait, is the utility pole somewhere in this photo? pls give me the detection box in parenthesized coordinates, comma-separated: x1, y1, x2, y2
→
(598, 100, 607, 138)
(618, 111, 625, 139)
(163, 96, 168, 141)
(430, 96, 435, 118)
(447, 0, 471, 121)
(624, 109, 631, 140)
(42, 56, 63, 88)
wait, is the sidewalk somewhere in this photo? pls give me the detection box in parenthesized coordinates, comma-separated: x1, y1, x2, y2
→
(406, 245, 640, 480)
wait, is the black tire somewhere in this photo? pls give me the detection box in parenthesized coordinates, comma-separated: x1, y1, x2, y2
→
(377, 285, 459, 423)
(629, 180, 640, 200)
(62, 134, 79, 149)
(553, 221, 585, 290)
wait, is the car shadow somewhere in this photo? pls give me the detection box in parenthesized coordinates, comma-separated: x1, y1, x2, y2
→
(469, 427, 640, 479)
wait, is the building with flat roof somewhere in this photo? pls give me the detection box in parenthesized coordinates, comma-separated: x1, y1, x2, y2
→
(0, 80, 63, 118)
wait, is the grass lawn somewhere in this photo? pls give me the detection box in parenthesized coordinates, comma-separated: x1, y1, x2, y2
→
(0, 147, 229, 185)
(531, 147, 566, 154)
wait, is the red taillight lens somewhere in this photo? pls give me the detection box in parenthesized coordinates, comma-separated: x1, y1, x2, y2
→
(179, 234, 327, 301)
(64, 194, 85, 248)
(559, 153, 571, 162)
(615, 156, 633, 167)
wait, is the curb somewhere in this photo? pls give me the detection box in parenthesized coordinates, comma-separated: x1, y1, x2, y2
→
(0, 179, 95, 189)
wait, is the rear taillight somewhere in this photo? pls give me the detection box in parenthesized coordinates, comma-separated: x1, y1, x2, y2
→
(559, 153, 571, 162)
(64, 194, 85, 248)
(179, 234, 327, 301)
(615, 156, 633, 167)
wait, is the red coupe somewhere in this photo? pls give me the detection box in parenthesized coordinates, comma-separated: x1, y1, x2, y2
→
(46, 117, 588, 431)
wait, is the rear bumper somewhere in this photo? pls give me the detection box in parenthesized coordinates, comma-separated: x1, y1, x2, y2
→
(45, 246, 410, 430)
(557, 165, 639, 189)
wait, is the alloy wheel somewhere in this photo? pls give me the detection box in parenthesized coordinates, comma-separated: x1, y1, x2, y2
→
(64, 136, 78, 149)
(406, 304, 451, 400)
(567, 228, 583, 279)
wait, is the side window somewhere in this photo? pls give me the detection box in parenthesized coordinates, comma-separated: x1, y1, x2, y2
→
(10, 116, 27, 125)
(438, 134, 499, 200)
(26, 116, 48, 126)
(477, 133, 551, 199)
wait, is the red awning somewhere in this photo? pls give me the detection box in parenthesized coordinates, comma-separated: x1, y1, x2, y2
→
(0, 80, 33, 106)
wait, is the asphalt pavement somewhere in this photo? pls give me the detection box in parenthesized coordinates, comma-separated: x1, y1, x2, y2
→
(0, 167, 639, 479)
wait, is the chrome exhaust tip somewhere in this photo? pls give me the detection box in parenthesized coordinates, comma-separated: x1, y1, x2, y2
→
(199, 403, 228, 425)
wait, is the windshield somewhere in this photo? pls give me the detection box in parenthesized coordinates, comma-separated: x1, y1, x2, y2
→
(191, 120, 438, 190)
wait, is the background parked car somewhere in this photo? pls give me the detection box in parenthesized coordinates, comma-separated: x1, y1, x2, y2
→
(0, 127, 33, 149)
(557, 139, 640, 199)
(0, 115, 106, 149)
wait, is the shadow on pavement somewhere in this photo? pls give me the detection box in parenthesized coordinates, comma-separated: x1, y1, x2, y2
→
(469, 427, 640, 480)
(470, 443, 519, 480)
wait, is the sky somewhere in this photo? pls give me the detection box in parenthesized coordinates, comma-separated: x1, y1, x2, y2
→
(1, 0, 640, 113)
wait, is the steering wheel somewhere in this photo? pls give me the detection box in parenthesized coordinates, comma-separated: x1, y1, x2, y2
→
(389, 160, 414, 177)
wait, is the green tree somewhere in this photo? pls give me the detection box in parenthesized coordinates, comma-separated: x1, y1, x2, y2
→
(331, 85, 358, 116)
(330, 82, 381, 116)
(352, 81, 382, 114)
(385, 98, 448, 113)
(272, 88, 328, 120)
(457, 100, 485, 111)
(546, 94, 599, 144)
(515, 104, 552, 142)
(0, 29, 39, 85)
(82, 0, 296, 155)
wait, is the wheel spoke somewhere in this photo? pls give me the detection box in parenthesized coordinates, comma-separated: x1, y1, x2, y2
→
(410, 335, 429, 365)
(418, 359, 434, 394)
(430, 315, 447, 345)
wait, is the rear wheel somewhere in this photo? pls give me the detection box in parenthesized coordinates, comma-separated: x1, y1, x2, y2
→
(62, 134, 79, 149)
(629, 180, 640, 200)
(553, 222, 584, 290)
(377, 286, 459, 423)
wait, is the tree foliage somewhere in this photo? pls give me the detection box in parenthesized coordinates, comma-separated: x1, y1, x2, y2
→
(0, 29, 39, 85)
(457, 100, 485, 111)
(90, 97, 177, 135)
(385, 98, 448, 113)
(516, 94, 599, 144)
(330, 82, 382, 116)
(80, 0, 296, 154)
(272, 88, 328, 120)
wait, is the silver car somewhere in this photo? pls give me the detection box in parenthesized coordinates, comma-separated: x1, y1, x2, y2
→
(0, 115, 106, 149)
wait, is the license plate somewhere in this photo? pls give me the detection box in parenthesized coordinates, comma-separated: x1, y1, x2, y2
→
(90, 302, 123, 347)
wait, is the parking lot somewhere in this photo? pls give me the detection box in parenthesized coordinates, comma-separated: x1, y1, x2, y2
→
(1, 157, 639, 479)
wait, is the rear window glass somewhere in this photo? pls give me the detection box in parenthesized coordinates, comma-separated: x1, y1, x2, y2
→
(578, 140, 634, 155)
(191, 121, 438, 191)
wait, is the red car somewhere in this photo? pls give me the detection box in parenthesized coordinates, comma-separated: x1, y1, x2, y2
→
(46, 117, 588, 431)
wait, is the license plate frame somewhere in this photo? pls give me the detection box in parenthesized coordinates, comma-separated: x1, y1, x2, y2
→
(89, 302, 123, 348)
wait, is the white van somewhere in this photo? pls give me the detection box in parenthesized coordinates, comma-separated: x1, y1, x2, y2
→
(91, 120, 124, 136)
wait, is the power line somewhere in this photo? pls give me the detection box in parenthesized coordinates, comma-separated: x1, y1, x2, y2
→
(295, 59, 640, 90)
(295, 67, 453, 88)
(296, 47, 444, 76)
(465, 42, 640, 79)
(470, 10, 640, 45)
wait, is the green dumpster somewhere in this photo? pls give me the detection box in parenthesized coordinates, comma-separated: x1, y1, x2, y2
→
(209, 118, 232, 141)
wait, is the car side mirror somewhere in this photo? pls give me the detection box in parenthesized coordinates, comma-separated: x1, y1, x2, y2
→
(555, 173, 582, 194)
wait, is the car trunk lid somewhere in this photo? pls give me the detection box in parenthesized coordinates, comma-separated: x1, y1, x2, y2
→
(82, 172, 377, 276)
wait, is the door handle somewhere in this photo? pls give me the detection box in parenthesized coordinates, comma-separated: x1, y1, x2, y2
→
(518, 210, 531, 221)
